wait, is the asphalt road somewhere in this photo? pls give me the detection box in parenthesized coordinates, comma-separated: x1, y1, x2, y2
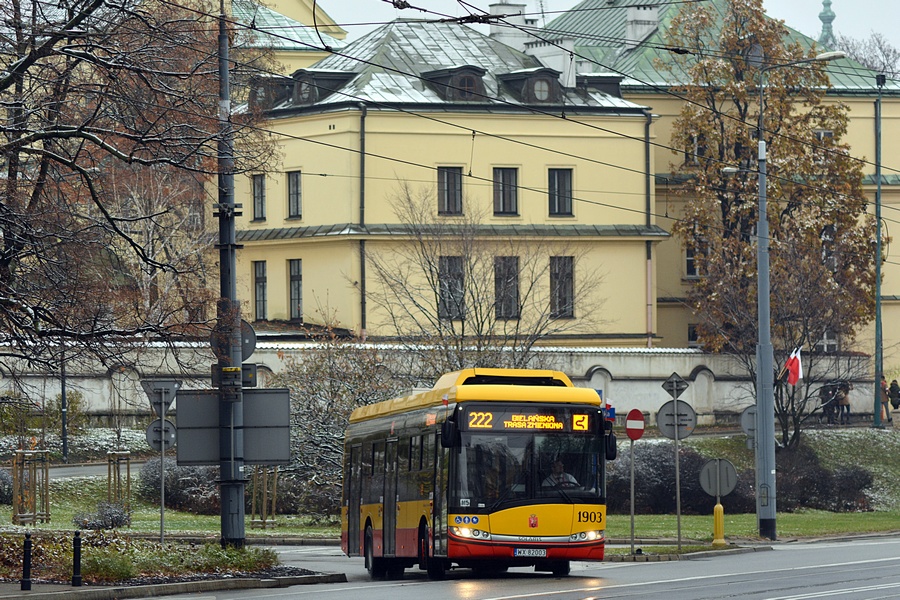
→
(146, 535, 900, 600)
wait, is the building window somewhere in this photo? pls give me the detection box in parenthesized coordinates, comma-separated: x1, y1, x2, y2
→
(289, 259, 302, 321)
(533, 78, 551, 101)
(685, 247, 698, 278)
(437, 166, 463, 215)
(287, 171, 302, 218)
(548, 168, 573, 216)
(815, 330, 839, 353)
(684, 133, 707, 166)
(550, 256, 574, 319)
(438, 255, 465, 320)
(687, 324, 700, 348)
(253, 261, 267, 321)
(456, 75, 478, 100)
(252, 174, 266, 220)
(494, 256, 520, 319)
(493, 167, 518, 215)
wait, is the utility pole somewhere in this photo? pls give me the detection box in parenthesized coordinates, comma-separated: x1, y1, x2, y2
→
(215, 0, 245, 548)
(874, 73, 886, 428)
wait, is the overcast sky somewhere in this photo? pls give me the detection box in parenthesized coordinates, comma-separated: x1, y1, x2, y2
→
(321, 0, 900, 48)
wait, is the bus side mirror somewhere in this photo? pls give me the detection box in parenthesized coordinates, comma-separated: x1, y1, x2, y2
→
(441, 419, 459, 448)
(605, 432, 617, 461)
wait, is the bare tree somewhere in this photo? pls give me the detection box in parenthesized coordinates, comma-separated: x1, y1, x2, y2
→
(365, 182, 605, 379)
(0, 0, 273, 374)
(835, 32, 900, 78)
(269, 328, 406, 514)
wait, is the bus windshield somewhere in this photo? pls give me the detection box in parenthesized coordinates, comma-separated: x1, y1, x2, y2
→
(451, 431, 603, 511)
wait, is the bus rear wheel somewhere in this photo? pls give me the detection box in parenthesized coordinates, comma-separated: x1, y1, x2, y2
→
(364, 525, 387, 579)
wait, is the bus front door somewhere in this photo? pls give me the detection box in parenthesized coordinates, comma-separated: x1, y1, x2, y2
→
(348, 444, 362, 555)
(384, 439, 398, 556)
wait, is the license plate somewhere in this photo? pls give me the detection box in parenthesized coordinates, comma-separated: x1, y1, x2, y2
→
(514, 548, 547, 557)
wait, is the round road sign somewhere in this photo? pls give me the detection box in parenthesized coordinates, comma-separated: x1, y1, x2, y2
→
(145, 419, 176, 452)
(699, 458, 738, 498)
(656, 399, 697, 440)
(625, 409, 645, 441)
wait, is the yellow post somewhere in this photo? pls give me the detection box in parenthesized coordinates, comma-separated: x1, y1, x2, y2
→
(712, 502, 726, 547)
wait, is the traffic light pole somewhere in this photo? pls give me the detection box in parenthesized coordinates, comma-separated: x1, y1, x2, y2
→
(216, 1, 245, 549)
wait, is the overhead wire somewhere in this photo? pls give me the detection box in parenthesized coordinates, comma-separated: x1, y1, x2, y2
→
(12, 0, 900, 268)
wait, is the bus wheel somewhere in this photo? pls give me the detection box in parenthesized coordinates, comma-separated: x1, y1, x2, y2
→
(364, 526, 386, 579)
(550, 560, 570, 577)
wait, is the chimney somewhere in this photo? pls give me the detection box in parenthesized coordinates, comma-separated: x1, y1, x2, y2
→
(625, 5, 658, 49)
(489, 2, 529, 51)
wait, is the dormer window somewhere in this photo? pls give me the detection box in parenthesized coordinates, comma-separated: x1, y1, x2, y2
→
(423, 66, 487, 102)
(288, 69, 355, 107)
(498, 68, 562, 104)
(294, 79, 315, 104)
(457, 74, 479, 100)
(532, 78, 551, 101)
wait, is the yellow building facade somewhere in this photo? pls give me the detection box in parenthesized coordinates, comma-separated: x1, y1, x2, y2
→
(234, 20, 665, 346)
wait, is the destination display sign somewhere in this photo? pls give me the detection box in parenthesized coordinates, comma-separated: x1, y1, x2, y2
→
(461, 405, 592, 433)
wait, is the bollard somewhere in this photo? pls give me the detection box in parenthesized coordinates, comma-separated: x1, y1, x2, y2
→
(21, 532, 32, 591)
(712, 502, 726, 548)
(72, 530, 82, 586)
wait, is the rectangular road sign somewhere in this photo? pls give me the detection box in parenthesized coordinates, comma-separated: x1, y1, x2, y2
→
(176, 388, 291, 466)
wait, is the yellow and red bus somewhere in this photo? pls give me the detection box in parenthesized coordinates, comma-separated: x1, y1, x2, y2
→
(341, 368, 617, 579)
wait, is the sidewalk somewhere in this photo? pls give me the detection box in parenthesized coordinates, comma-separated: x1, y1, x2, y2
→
(0, 571, 346, 599)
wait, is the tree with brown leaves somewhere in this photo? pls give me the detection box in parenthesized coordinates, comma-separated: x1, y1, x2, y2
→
(665, 0, 876, 446)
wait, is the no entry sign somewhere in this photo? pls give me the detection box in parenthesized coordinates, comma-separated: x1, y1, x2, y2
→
(625, 408, 645, 441)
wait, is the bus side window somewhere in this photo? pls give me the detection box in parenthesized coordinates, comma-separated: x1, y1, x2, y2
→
(409, 436, 420, 471)
(371, 441, 385, 497)
(399, 436, 410, 473)
(424, 434, 435, 470)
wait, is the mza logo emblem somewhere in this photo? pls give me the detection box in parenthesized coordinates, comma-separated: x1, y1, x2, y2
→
(528, 514, 538, 528)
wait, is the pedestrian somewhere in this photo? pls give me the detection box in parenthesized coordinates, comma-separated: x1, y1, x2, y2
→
(820, 383, 838, 425)
(837, 381, 851, 425)
(881, 376, 893, 424)
(890, 379, 900, 410)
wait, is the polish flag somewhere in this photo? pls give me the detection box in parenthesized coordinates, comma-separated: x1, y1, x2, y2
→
(785, 348, 802, 386)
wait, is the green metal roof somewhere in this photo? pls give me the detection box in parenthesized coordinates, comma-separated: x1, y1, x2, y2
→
(232, 0, 344, 52)
(543, 0, 899, 95)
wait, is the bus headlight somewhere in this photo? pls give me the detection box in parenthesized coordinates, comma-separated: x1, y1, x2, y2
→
(569, 530, 603, 542)
(451, 526, 491, 540)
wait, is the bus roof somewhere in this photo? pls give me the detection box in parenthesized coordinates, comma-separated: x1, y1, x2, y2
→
(349, 368, 600, 423)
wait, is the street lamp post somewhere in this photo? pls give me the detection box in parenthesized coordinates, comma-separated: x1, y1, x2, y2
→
(752, 47, 845, 540)
(874, 73, 886, 428)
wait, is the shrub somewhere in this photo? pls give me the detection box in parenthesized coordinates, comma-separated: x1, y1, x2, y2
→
(269, 474, 340, 519)
(44, 390, 89, 434)
(73, 502, 131, 530)
(0, 468, 12, 505)
(135, 458, 220, 514)
(607, 442, 756, 515)
(81, 550, 136, 582)
(777, 444, 873, 512)
(607, 439, 874, 515)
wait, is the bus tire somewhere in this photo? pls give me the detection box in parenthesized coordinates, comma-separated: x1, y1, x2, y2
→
(364, 525, 387, 579)
(551, 560, 570, 577)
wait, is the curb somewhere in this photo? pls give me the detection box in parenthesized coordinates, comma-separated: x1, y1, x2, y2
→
(0, 573, 347, 599)
(606, 545, 772, 562)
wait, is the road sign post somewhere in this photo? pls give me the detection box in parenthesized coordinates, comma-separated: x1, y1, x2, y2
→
(658, 376, 692, 554)
(625, 408, 644, 555)
(140, 379, 181, 544)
